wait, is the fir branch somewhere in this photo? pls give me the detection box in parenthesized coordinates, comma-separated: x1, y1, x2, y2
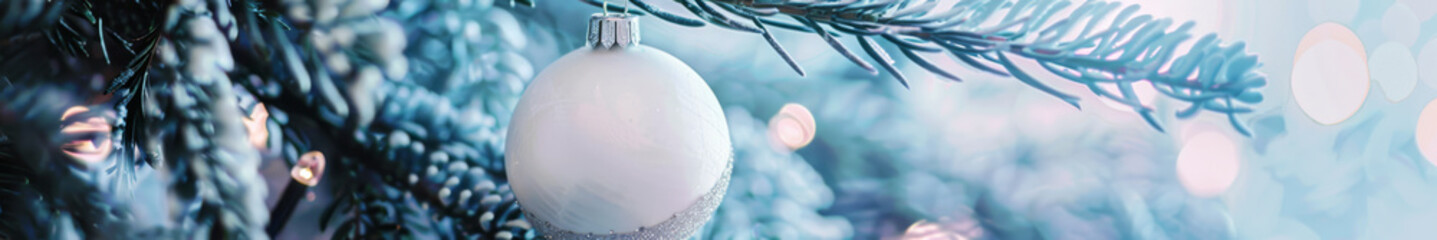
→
(0, 86, 140, 239)
(229, 0, 538, 238)
(0, 131, 43, 240)
(587, 0, 1266, 135)
(0, 0, 67, 37)
(250, 79, 533, 239)
(147, 0, 270, 238)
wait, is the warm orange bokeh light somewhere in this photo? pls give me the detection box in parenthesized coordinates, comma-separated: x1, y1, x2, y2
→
(291, 151, 326, 186)
(243, 104, 270, 149)
(58, 106, 113, 166)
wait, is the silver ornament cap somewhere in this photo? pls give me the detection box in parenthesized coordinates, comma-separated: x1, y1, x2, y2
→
(587, 13, 640, 49)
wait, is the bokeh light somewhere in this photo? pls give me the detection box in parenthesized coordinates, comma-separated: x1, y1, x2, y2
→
(1396, 0, 1437, 22)
(1368, 42, 1419, 102)
(1176, 131, 1241, 198)
(1381, 3, 1421, 47)
(1416, 98, 1437, 167)
(1420, 39, 1437, 90)
(58, 106, 113, 165)
(1307, 0, 1360, 24)
(898, 219, 981, 240)
(1291, 23, 1369, 125)
(769, 103, 816, 151)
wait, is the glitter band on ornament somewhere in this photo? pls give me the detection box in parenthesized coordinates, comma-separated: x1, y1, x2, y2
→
(525, 160, 732, 240)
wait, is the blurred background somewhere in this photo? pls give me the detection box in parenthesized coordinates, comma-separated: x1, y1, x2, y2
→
(147, 0, 1437, 238)
(6, 0, 1433, 239)
(494, 0, 1437, 239)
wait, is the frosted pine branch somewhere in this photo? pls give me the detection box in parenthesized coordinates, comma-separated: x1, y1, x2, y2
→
(589, 0, 1266, 135)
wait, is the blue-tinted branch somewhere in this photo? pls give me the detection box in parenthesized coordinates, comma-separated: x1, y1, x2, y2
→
(585, 0, 1266, 134)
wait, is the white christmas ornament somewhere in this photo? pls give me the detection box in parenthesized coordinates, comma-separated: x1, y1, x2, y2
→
(505, 13, 732, 239)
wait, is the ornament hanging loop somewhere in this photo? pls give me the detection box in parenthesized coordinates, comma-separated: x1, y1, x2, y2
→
(587, 13, 640, 49)
(600, 0, 631, 15)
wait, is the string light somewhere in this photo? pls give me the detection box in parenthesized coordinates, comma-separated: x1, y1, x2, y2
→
(58, 106, 113, 166)
(242, 103, 270, 149)
(291, 151, 326, 186)
(298, 168, 314, 180)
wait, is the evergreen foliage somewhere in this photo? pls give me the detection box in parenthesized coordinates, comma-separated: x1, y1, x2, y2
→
(0, 0, 1264, 239)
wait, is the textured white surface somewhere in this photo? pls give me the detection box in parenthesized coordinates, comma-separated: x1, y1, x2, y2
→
(506, 45, 731, 234)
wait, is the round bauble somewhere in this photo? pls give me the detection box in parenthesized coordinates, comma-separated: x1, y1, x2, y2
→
(505, 14, 732, 239)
